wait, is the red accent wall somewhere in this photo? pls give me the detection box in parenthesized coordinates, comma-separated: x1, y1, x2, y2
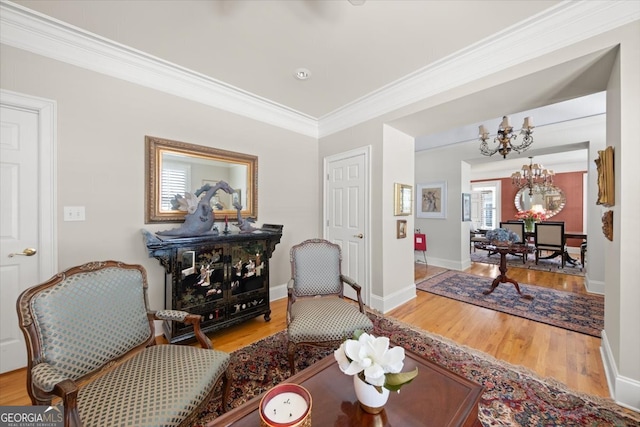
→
(473, 171, 585, 246)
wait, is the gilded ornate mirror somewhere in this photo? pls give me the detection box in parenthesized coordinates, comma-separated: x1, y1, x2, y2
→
(514, 184, 566, 219)
(145, 136, 257, 223)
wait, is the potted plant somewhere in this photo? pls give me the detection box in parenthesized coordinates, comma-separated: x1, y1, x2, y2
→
(515, 209, 547, 232)
(334, 330, 418, 414)
(485, 228, 520, 247)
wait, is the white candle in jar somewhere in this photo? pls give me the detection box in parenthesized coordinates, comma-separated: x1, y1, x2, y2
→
(263, 391, 309, 423)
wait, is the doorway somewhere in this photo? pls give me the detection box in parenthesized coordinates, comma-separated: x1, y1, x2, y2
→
(0, 90, 57, 373)
(323, 147, 371, 305)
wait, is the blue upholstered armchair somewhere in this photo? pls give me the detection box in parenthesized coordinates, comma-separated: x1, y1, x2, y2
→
(286, 239, 373, 373)
(16, 260, 230, 427)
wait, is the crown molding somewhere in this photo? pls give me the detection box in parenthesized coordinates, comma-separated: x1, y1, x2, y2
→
(1, 1, 638, 139)
(0, 1, 319, 138)
(318, 0, 640, 138)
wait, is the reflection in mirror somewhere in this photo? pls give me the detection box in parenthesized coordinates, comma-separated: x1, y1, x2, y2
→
(514, 184, 566, 219)
(146, 136, 257, 223)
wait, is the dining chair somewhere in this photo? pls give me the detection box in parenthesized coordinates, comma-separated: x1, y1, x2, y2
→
(534, 221, 566, 268)
(286, 239, 373, 373)
(499, 221, 528, 263)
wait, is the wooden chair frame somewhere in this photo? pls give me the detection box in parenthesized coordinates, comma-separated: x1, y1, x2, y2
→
(17, 260, 230, 427)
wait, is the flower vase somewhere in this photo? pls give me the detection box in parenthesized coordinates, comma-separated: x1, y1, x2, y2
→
(353, 375, 389, 414)
(524, 219, 536, 233)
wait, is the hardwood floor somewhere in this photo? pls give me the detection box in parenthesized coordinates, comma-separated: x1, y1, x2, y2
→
(0, 261, 609, 407)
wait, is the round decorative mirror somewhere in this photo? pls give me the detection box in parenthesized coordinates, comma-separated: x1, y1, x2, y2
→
(514, 184, 566, 218)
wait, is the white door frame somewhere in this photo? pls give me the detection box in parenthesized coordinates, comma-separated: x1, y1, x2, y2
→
(323, 146, 371, 305)
(1, 89, 58, 287)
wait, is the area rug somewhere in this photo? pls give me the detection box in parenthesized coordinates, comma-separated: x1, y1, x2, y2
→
(471, 249, 585, 276)
(194, 314, 638, 427)
(416, 270, 603, 337)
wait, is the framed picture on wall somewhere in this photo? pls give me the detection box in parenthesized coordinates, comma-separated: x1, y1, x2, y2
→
(394, 183, 413, 216)
(417, 181, 447, 219)
(397, 219, 407, 238)
(462, 193, 471, 221)
(595, 146, 614, 207)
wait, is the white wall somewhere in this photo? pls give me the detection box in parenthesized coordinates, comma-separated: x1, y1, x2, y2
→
(0, 45, 320, 315)
(601, 30, 640, 411)
(379, 125, 415, 312)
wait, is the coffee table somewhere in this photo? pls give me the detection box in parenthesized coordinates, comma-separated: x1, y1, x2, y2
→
(211, 348, 483, 427)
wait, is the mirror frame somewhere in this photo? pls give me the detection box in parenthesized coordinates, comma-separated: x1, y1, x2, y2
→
(514, 184, 566, 219)
(145, 136, 258, 223)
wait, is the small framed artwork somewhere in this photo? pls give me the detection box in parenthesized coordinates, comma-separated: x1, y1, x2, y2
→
(397, 219, 407, 239)
(417, 181, 447, 219)
(595, 146, 614, 207)
(462, 193, 471, 221)
(394, 183, 413, 216)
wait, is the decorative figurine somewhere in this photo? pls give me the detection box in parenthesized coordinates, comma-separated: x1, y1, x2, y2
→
(157, 181, 235, 238)
(233, 201, 258, 233)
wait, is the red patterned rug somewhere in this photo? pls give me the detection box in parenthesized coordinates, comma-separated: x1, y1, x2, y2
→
(195, 314, 638, 426)
(416, 270, 603, 337)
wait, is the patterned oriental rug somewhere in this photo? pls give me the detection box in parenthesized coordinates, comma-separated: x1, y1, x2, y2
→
(194, 315, 638, 426)
(471, 249, 585, 276)
(416, 270, 603, 337)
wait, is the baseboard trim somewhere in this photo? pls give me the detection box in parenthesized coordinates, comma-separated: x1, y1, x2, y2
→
(370, 283, 416, 314)
(600, 330, 640, 412)
(584, 274, 605, 295)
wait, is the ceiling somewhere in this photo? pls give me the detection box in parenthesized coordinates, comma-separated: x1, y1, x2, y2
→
(5, 0, 628, 175)
(13, 0, 560, 119)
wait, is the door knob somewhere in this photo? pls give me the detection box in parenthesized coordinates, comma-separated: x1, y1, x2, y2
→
(8, 248, 37, 257)
(353, 233, 364, 239)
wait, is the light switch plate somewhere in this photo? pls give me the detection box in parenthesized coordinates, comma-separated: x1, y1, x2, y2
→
(63, 206, 85, 221)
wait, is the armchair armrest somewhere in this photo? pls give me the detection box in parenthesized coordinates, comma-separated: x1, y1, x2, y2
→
(154, 309, 190, 322)
(340, 275, 362, 292)
(32, 363, 81, 427)
(340, 274, 366, 313)
(151, 310, 213, 350)
(32, 362, 74, 392)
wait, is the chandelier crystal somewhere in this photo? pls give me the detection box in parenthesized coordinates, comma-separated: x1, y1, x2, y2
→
(479, 116, 534, 158)
(511, 157, 554, 196)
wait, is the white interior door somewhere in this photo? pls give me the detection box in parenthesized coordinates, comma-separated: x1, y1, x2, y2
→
(324, 148, 370, 305)
(0, 92, 57, 374)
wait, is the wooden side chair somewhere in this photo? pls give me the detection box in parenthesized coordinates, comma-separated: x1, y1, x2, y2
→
(286, 239, 373, 373)
(16, 260, 231, 427)
(534, 222, 566, 268)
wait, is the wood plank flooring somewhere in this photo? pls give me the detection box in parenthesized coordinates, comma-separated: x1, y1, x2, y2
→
(0, 261, 609, 407)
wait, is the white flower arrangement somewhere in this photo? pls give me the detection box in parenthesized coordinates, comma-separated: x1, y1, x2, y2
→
(334, 330, 418, 393)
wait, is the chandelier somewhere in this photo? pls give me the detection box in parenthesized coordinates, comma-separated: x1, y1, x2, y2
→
(511, 157, 554, 196)
(479, 116, 534, 158)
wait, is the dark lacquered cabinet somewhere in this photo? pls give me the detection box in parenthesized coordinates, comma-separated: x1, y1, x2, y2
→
(142, 225, 283, 343)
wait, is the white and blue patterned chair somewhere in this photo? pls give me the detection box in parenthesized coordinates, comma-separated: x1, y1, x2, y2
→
(287, 239, 373, 373)
(16, 260, 231, 427)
